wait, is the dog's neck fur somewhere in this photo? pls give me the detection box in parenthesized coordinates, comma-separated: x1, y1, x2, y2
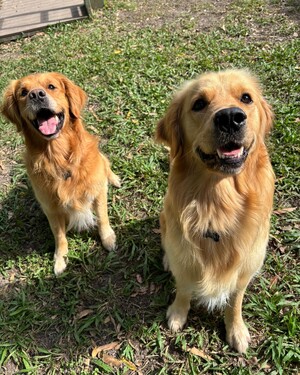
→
(169, 153, 257, 240)
(169, 143, 274, 249)
(23, 118, 85, 180)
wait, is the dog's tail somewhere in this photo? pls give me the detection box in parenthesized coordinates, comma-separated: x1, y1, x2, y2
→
(101, 153, 121, 188)
(108, 170, 121, 188)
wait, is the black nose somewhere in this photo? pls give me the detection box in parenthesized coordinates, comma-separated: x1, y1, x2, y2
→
(29, 89, 46, 101)
(214, 107, 247, 133)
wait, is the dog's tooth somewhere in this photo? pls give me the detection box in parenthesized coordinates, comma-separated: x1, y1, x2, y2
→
(217, 149, 224, 159)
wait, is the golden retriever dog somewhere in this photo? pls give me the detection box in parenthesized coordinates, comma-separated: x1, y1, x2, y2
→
(1, 72, 120, 275)
(156, 69, 275, 353)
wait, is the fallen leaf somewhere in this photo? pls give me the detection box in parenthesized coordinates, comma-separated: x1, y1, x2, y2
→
(91, 342, 120, 358)
(74, 309, 94, 321)
(273, 207, 297, 215)
(282, 225, 292, 231)
(279, 246, 286, 254)
(187, 347, 213, 361)
(136, 274, 143, 284)
(150, 282, 156, 293)
(103, 354, 122, 367)
(87, 125, 100, 134)
(121, 358, 137, 370)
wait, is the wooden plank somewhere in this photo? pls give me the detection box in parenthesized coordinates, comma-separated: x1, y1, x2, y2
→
(0, 0, 88, 42)
(85, 0, 104, 17)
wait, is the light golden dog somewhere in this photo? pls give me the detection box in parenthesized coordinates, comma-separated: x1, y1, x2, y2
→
(156, 69, 275, 353)
(1, 72, 120, 275)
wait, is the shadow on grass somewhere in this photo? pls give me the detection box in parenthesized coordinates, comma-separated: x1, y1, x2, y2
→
(0, 183, 225, 372)
(278, 0, 300, 22)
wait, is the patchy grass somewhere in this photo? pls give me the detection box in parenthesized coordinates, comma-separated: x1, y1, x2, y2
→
(0, 0, 299, 374)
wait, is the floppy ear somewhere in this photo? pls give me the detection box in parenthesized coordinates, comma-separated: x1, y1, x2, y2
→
(1, 80, 22, 132)
(260, 97, 273, 136)
(60, 75, 87, 119)
(156, 92, 184, 159)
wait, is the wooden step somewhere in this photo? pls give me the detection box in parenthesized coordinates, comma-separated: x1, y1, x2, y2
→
(0, 0, 91, 42)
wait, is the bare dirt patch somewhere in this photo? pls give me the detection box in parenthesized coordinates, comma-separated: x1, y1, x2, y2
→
(114, 0, 299, 42)
(116, 0, 233, 31)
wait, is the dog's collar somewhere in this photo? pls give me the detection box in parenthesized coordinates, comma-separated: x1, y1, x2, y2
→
(63, 170, 72, 180)
(204, 230, 220, 242)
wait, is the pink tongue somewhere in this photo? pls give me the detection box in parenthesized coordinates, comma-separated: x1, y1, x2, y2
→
(38, 116, 58, 135)
(219, 147, 241, 156)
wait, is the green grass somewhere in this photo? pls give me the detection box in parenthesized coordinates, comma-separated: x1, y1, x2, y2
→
(0, 0, 299, 373)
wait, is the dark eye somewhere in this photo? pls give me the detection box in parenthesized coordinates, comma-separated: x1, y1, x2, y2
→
(241, 93, 252, 104)
(21, 89, 28, 97)
(48, 84, 55, 90)
(192, 98, 207, 111)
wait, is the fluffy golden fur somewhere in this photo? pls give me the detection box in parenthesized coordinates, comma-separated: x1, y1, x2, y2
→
(1, 72, 120, 275)
(156, 69, 275, 353)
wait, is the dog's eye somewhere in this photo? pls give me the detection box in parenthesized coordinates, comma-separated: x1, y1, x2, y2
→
(48, 84, 55, 90)
(192, 99, 207, 111)
(21, 89, 28, 97)
(241, 93, 253, 104)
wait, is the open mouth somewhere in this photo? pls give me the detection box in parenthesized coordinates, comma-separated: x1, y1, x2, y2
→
(196, 141, 253, 173)
(216, 142, 245, 164)
(32, 109, 64, 138)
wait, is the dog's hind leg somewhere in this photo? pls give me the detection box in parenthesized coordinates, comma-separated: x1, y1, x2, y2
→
(46, 211, 69, 276)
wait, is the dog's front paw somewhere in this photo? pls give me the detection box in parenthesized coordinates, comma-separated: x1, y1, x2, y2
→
(167, 303, 188, 332)
(226, 322, 251, 354)
(54, 255, 67, 276)
(101, 229, 117, 251)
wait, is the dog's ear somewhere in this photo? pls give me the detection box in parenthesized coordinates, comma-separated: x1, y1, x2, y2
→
(1, 80, 22, 132)
(260, 97, 273, 136)
(60, 75, 87, 119)
(156, 92, 184, 159)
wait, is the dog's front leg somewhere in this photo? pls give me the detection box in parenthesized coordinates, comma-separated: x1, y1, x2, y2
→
(167, 283, 192, 332)
(224, 287, 251, 353)
(94, 183, 116, 251)
(46, 212, 68, 276)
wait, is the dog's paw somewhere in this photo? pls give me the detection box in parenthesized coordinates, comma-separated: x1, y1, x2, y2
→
(54, 255, 67, 276)
(226, 322, 251, 354)
(101, 229, 117, 251)
(167, 304, 188, 333)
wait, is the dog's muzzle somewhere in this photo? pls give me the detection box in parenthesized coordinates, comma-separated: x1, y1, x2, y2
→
(196, 107, 252, 174)
(28, 89, 64, 139)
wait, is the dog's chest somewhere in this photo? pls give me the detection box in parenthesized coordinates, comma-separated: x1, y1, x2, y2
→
(29, 157, 97, 210)
(181, 190, 244, 240)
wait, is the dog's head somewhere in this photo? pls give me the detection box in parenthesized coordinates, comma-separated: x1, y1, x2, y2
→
(156, 69, 273, 175)
(1, 72, 87, 140)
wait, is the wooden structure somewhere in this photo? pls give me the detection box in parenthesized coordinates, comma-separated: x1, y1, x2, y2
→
(0, 0, 104, 42)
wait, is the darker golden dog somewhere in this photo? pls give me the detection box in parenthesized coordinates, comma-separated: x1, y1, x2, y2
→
(1, 72, 120, 275)
(156, 69, 275, 353)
